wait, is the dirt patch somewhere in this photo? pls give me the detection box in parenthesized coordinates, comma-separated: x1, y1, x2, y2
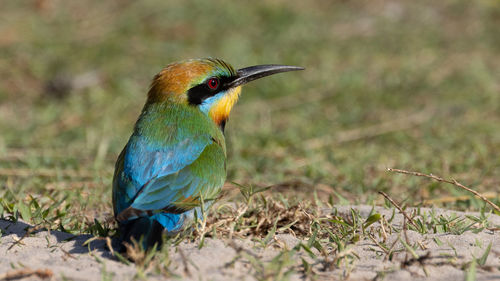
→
(1, 206, 499, 280)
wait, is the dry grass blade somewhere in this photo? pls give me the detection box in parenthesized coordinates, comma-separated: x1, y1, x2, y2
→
(367, 233, 389, 255)
(202, 199, 316, 239)
(387, 168, 500, 213)
(123, 239, 145, 265)
(378, 191, 419, 229)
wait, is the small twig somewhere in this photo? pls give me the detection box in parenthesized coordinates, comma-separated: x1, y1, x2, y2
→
(367, 233, 389, 255)
(378, 191, 419, 229)
(8, 225, 44, 251)
(61, 248, 76, 260)
(387, 168, 500, 213)
(0, 268, 53, 280)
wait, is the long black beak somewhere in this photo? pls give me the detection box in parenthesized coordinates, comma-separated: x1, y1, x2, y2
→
(227, 64, 304, 88)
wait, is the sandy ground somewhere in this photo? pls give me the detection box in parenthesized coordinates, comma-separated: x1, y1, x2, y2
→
(1, 206, 500, 280)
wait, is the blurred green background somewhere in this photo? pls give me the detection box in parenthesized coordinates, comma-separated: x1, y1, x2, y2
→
(0, 0, 499, 226)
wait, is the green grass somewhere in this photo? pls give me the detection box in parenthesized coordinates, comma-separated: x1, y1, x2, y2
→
(0, 0, 499, 279)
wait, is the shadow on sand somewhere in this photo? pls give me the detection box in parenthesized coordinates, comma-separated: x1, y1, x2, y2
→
(0, 219, 118, 258)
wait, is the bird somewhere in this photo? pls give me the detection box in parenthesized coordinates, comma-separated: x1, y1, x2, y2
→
(112, 58, 303, 250)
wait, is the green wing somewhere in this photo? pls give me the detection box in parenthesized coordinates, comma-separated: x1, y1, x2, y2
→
(116, 142, 226, 221)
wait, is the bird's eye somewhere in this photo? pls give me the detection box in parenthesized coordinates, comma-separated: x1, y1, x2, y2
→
(207, 78, 219, 90)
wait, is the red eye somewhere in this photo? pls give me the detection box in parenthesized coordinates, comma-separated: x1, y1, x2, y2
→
(207, 78, 219, 89)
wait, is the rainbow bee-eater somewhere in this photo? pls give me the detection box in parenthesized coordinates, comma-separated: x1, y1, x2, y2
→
(112, 58, 303, 249)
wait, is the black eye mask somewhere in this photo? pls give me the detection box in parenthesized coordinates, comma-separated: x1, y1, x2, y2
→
(186, 76, 235, 105)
